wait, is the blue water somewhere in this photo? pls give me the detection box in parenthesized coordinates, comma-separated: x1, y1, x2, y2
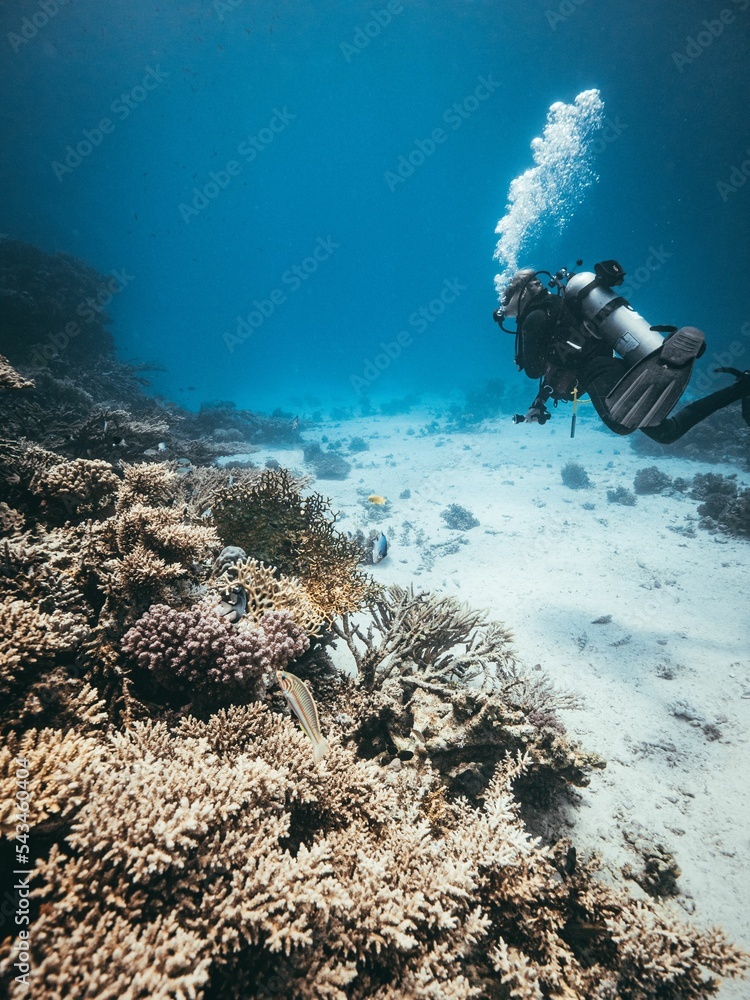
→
(2, 0, 749, 412)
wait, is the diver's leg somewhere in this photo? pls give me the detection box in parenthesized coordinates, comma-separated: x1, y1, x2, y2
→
(642, 372, 750, 444)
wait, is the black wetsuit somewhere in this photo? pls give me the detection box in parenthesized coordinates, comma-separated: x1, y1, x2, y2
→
(579, 355, 750, 443)
(517, 292, 749, 442)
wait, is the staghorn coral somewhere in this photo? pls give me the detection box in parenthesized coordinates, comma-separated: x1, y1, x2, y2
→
(0, 527, 96, 629)
(332, 584, 509, 692)
(121, 602, 309, 701)
(101, 541, 191, 614)
(0, 709, 744, 1000)
(182, 464, 261, 521)
(112, 503, 217, 566)
(329, 586, 593, 812)
(210, 468, 374, 623)
(0, 699, 107, 838)
(0, 502, 24, 533)
(0, 439, 61, 514)
(1, 666, 108, 737)
(91, 463, 220, 621)
(115, 460, 179, 509)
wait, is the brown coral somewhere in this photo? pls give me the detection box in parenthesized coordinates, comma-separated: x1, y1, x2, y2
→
(30, 457, 120, 521)
(0, 596, 88, 695)
(0, 354, 34, 390)
(214, 556, 324, 634)
(90, 465, 221, 622)
(0, 709, 744, 1000)
(329, 585, 597, 812)
(210, 468, 374, 623)
(0, 717, 106, 838)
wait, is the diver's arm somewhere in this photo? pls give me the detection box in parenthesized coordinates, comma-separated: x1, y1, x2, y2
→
(517, 308, 552, 380)
(513, 384, 553, 425)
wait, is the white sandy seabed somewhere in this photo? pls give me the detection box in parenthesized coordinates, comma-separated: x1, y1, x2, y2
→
(231, 407, 750, 997)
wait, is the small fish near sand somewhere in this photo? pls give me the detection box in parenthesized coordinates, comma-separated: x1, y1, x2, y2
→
(277, 669, 329, 763)
(368, 494, 387, 505)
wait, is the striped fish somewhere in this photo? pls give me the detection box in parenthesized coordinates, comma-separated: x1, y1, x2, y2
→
(277, 670, 329, 764)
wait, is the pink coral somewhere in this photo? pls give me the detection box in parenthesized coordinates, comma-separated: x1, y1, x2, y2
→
(121, 604, 308, 698)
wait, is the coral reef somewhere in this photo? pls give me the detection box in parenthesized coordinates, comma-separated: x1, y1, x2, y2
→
(622, 825, 682, 900)
(0, 354, 34, 390)
(607, 485, 637, 506)
(561, 461, 591, 489)
(714, 487, 750, 538)
(0, 598, 88, 698)
(0, 245, 309, 466)
(122, 603, 308, 702)
(690, 472, 750, 539)
(96, 463, 220, 622)
(30, 457, 120, 523)
(210, 468, 373, 623)
(214, 556, 323, 633)
(441, 503, 480, 530)
(330, 585, 599, 813)
(0, 709, 745, 1000)
(633, 465, 673, 495)
(0, 237, 116, 366)
(0, 241, 747, 1000)
(348, 528, 383, 566)
(185, 399, 302, 449)
(303, 441, 352, 480)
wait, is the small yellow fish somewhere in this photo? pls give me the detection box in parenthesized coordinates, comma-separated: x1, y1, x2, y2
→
(277, 670, 329, 763)
(368, 494, 387, 505)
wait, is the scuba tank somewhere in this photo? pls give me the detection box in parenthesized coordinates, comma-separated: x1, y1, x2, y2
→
(564, 261, 666, 366)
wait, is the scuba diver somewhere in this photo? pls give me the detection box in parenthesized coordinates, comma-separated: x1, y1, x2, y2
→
(493, 260, 750, 441)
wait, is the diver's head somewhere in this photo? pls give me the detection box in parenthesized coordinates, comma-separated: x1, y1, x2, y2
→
(502, 269, 545, 319)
